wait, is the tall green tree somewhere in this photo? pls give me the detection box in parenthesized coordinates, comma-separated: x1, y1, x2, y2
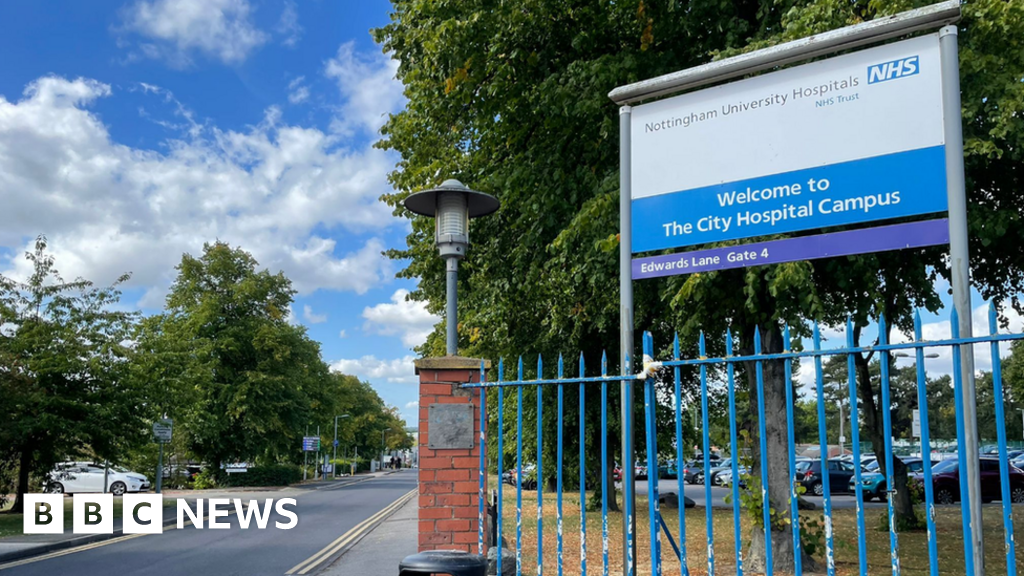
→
(136, 242, 330, 470)
(374, 0, 1024, 567)
(0, 237, 141, 512)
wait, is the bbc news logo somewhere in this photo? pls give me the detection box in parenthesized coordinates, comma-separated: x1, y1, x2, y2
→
(867, 55, 920, 84)
(23, 494, 298, 534)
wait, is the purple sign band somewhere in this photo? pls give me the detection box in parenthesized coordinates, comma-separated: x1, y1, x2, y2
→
(633, 218, 949, 280)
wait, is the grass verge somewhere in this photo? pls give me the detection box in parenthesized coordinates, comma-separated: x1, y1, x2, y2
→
(494, 476, 1024, 576)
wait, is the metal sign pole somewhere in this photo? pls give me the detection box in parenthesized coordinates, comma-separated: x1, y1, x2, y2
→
(156, 442, 164, 494)
(939, 23, 983, 574)
(619, 104, 636, 576)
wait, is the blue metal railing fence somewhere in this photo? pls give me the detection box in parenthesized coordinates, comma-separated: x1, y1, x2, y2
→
(465, 304, 1024, 576)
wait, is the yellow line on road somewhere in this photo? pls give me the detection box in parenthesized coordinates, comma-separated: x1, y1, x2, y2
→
(0, 505, 239, 571)
(0, 533, 149, 571)
(285, 489, 416, 575)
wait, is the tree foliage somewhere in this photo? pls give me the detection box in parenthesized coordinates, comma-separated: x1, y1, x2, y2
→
(0, 237, 141, 512)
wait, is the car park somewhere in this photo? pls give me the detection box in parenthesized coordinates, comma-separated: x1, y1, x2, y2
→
(47, 462, 150, 495)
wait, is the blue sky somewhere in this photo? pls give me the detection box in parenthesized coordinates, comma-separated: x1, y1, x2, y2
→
(0, 0, 433, 425)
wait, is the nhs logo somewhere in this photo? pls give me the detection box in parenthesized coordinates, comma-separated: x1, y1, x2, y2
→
(867, 55, 919, 84)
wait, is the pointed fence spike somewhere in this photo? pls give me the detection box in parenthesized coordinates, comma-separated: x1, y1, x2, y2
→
(518, 356, 524, 380)
(913, 310, 923, 341)
(878, 312, 888, 336)
(601, 350, 608, 376)
(950, 307, 961, 338)
(754, 326, 762, 353)
(812, 321, 822, 349)
(579, 352, 585, 377)
(783, 323, 791, 351)
(725, 328, 733, 355)
(698, 331, 707, 355)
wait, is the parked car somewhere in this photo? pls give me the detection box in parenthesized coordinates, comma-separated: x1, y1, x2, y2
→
(683, 456, 724, 485)
(681, 460, 704, 484)
(795, 459, 856, 496)
(709, 460, 737, 486)
(636, 461, 669, 480)
(511, 464, 538, 490)
(849, 458, 936, 501)
(912, 457, 1024, 504)
(716, 466, 749, 488)
(502, 464, 538, 489)
(47, 462, 150, 495)
(665, 460, 678, 479)
(1011, 453, 1024, 471)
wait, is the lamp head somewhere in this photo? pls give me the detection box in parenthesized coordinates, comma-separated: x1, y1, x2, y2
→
(402, 179, 500, 260)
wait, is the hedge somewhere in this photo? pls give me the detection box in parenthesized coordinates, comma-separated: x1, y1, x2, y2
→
(220, 464, 302, 487)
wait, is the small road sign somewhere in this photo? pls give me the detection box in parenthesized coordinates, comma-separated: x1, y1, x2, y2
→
(333, 439, 339, 447)
(302, 436, 320, 452)
(152, 420, 173, 443)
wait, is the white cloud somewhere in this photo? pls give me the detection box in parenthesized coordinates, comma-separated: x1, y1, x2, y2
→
(303, 304, 326, 324)
(0, 76, 397, 302)
(362, 289, 439, 348)
(276, 1, 303, 48)
(405, 400, 419, 409)
(119, 0, 268, 66)
(338, 329, 347, 338)
(324, 42, 405, 136)
(287, 76, 310, 104)
(890, 303, 1024, 379)
(331, 355, 417, 384)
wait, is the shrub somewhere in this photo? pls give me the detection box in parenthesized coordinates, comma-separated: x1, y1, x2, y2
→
(192, 468, 218, 490)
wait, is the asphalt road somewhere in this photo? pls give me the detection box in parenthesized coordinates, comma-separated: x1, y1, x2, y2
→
(632, 478, 888, 510)
(0, 470, 417, 576)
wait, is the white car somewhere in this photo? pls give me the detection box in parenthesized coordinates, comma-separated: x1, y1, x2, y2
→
(47, 462, 150, 495)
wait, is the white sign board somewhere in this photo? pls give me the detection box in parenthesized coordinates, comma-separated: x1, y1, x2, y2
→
(912, 409, 922, 438)
(630, 34, 946, 252)
(152, 420, 172, 443)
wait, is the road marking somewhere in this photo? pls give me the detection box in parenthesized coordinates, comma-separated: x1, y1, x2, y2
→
(0, 504, 241, 571)
(285, 489, 416, 575)
(0, 533, 149, 570)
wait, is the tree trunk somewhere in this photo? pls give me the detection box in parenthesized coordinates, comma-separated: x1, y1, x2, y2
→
(743, 325, 819, 572)
(11, 448, 31, 514)
(854, 351, 920, 529)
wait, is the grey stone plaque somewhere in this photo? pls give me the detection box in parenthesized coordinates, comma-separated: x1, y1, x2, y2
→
(428, 404, 475, 449)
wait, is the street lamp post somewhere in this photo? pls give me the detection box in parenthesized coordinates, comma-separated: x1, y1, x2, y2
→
(334, 414, 350, 479)
(402, 180, 500, 356)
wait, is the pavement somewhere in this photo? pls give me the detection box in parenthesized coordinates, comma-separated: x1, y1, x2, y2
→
(320, 493, 417, 576)
(0, 469, 414, 575)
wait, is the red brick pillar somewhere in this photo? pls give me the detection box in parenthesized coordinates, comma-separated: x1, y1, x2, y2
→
(415, 357, 490, 553)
